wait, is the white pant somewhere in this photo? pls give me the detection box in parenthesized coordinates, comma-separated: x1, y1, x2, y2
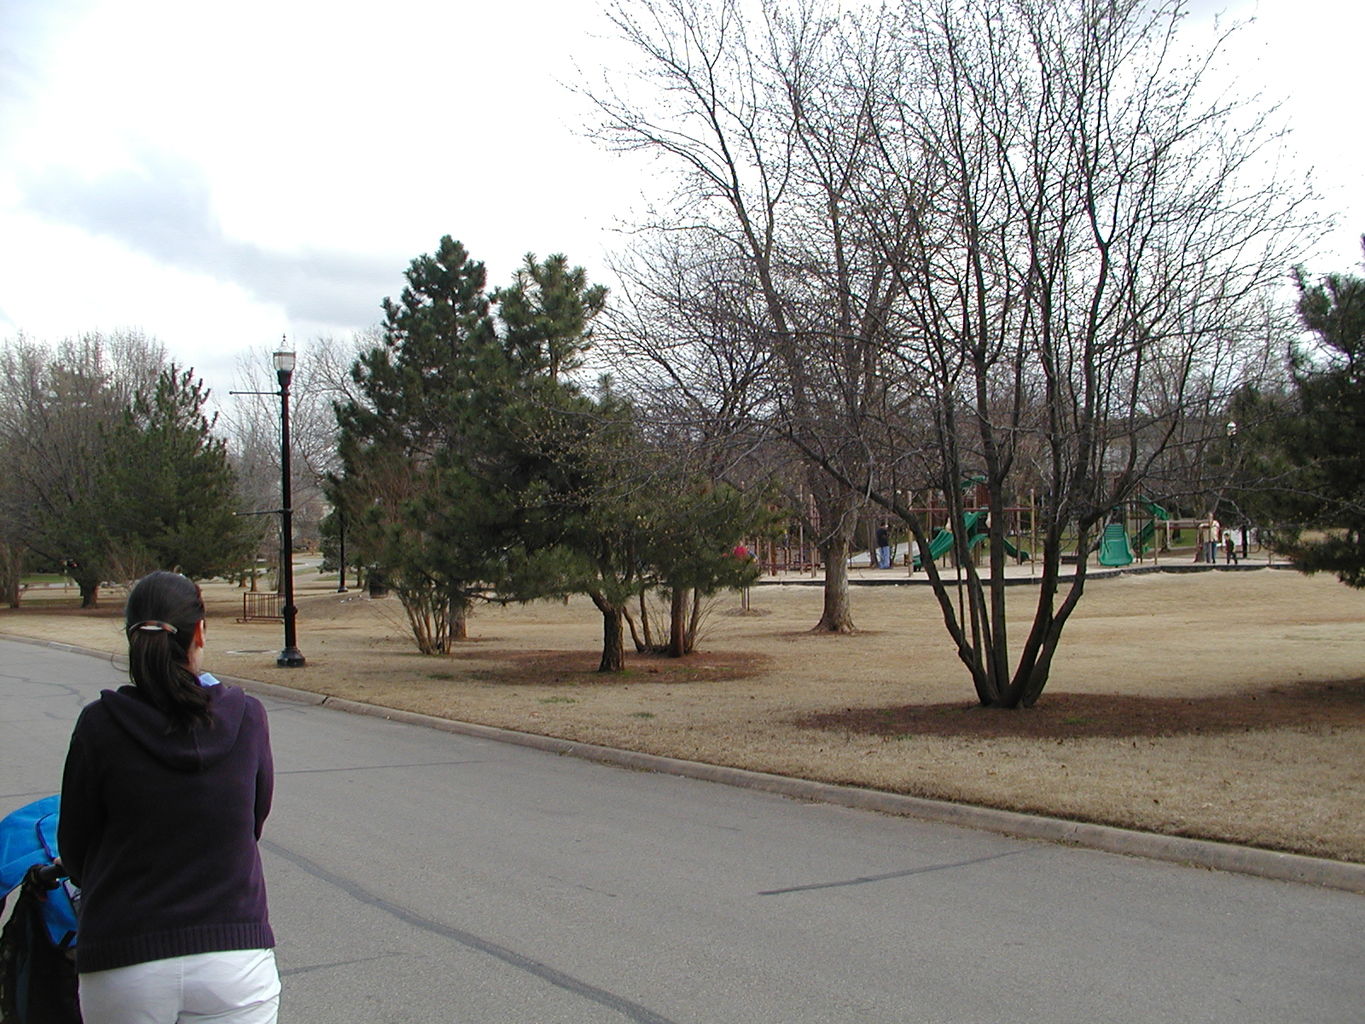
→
(79, 948, 279, 1024)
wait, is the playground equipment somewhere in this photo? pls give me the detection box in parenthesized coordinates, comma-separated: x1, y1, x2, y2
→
(911, 515, 975, 568)
(1132, 500, 1170, 553)
(912, 510, 1029, 569)
(1098, 521, 1135, 566)
(1099, 500, 1174, 567)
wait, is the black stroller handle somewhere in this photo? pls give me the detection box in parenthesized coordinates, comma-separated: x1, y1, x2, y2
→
(30, 861, 67, 889)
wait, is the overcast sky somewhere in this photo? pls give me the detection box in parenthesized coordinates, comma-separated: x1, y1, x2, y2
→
(2, 0, 1361, 395)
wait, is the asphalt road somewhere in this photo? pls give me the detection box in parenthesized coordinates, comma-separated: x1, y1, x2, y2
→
(3, 638, 1362, 1023)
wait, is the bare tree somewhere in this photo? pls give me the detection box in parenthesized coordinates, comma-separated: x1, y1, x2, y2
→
(591, 0, 1317, 704)
(0, 332, 168, 606)
(603, 235, 777, 476)
(223, 333, 371, 580)
(591, 0, 914, 631)
(843, 0, 1319, 705)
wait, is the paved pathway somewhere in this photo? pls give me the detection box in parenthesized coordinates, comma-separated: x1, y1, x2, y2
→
(3, 639, 1361, 1023)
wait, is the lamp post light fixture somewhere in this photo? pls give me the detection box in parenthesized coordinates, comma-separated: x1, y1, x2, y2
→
(274, 345, 306, 668)
(1225, 419, 1249, 559)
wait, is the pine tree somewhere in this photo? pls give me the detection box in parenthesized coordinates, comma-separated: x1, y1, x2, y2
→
(98, 367, 254, 580)
(495, 253, 608, 382)
(0, 333, 167, 606)
(1267, 256, 1365, 585)
(334, 236, 512, 654)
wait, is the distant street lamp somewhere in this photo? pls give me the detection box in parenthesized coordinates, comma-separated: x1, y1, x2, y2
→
(275, 346, 305, 667)
(1226, 420, 1248, 559)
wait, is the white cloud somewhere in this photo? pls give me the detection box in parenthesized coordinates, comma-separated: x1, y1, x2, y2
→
(1, 0, 639, 365)
(1193, 0, 1364, 269)
(1, 0, 1360, 398)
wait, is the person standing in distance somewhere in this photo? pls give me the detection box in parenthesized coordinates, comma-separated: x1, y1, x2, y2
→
(875, 523, 892, 569)
(59, 571, 279, 1023)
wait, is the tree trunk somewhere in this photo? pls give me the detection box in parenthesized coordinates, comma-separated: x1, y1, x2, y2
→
(807, 478, 858, 634)
(599, 606, 626, 672)
(398, 585, 451, 655)
(625, 605, 649, 652)
(630, 593, 654, 651)
(451, 599, 468, 641)
(813, 537, 855, 632)
(77, 577, 99, 609)
(667, 588, 689, 657)
(590, 590, 626, 671)
(0, 543, 21, 608)
(687, 590, 704, 653)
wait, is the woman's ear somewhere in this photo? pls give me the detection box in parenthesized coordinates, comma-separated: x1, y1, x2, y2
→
(194, 619, 206, 649)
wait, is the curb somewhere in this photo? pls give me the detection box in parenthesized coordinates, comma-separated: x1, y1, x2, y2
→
(7, 633, 1363, 895)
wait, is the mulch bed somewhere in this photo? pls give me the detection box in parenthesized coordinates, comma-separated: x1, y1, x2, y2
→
(792, 679, 1365, 740)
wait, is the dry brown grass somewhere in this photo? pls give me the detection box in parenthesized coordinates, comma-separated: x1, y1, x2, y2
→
(6, 565, 1363, 863)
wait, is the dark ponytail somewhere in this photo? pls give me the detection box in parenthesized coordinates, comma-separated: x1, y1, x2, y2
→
(124, 571, 212, 731)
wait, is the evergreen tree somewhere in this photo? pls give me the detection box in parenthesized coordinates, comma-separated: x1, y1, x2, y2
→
(98, 367, 254, 580)
(335, 236, 771, 668)
(519, 389, 652, 671)
(494, 264, 770, 670)
(510, 385, 771, 670)
(495, 253, 608, 382)
(0, 333, 164, 606)
(639, 477, 768, 657)
(1243, 249, 1365, 585)
(334, 236, 511, 654)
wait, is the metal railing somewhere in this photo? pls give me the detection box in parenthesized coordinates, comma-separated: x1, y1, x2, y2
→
(240, 591, 284, 622)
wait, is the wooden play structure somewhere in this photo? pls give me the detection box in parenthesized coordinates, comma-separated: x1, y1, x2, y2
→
(1097, 500, 1217, 567)
(753, 483, 1036, 577)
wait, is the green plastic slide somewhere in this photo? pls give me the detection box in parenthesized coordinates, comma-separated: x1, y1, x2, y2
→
(1098, 521, 1134, 566)
(913, 510, 1028, 567)
(912, 526, 956, 568)
(1132, 500, 1169, 553)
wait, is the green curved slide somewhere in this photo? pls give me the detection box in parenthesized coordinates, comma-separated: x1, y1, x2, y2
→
(1132, 500, 1169, 553)
(912, 510, 1029, 568)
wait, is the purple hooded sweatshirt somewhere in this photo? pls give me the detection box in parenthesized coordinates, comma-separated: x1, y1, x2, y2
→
(58, 683, 274, 973)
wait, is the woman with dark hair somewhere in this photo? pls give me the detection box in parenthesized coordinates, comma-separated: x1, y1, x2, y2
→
(59, 571, 279, 1023)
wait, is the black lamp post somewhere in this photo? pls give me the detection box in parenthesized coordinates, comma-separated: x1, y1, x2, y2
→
(275, 346, 305, 667)
(1226, 419, 1249, 560)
